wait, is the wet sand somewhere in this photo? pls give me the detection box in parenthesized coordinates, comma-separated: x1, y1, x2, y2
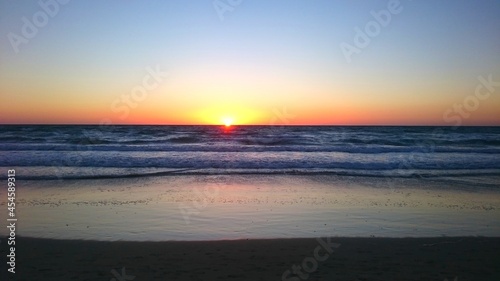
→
(1, 236, 499, 280)
(2, 175, 499, 240)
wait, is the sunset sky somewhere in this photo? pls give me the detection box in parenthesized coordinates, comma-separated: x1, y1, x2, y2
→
(1, 0, 499, 125)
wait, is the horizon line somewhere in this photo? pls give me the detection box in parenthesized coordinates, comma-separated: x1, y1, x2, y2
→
(1, 123, 499, 127)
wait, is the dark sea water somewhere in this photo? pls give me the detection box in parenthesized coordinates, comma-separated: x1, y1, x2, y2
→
(1, 125, 500, 240)
(0, 125, 499, 186)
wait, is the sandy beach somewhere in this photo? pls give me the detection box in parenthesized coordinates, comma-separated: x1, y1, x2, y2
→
(1, 174, 499, 280)
(1, 236, 498, 280)
(2, 175, 500, 241)
(2, 150, 500, 281)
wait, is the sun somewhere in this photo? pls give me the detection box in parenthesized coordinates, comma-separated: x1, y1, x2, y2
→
(223, 117, 233, 127)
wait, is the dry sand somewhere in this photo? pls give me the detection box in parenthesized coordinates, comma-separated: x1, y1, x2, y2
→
(1, 236, 499, 280)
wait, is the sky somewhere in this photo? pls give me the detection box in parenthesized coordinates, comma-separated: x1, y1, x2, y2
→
(1, 0, 499, 125)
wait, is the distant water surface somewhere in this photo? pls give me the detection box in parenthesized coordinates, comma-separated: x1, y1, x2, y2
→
(0, 125, 499, 188)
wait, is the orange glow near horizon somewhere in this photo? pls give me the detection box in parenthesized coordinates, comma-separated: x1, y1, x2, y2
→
(192, 105, 267, 125)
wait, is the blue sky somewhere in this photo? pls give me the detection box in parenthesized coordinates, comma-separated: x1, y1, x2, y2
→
(1, 0, 499, 124)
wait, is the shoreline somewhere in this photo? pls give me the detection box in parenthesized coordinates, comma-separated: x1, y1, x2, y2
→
(2, 236, 499, 280)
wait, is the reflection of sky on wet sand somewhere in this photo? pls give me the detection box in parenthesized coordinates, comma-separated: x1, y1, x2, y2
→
(1, 175, 499, 241)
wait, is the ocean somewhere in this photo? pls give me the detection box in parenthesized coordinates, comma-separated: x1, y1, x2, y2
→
(1, 125, 499, 240)
(1, 125, 499, 184)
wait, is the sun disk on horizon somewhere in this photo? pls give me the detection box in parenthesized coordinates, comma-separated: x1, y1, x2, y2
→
(223, 117, 233, 127)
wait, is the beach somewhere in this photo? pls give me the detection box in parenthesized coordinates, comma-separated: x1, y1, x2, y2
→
(1, 175, 499, 241)
(1, 126, 500, 280)
(1, 174, 500, 280)
(2, 236, 499, 280)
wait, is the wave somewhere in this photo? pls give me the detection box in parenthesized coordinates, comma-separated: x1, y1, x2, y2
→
(2, 150, 500, 170)
(0, 136, 48, 142)
(67, 138, 114, 145)
(1, 126, 499, 184)
(239, 137, 299, 146)
(2, 126, 499, 148)
(4, 137, 498, 147)
(1, 143, 499, 154)
(2, 168, 499, 182)
(168, 135, 200, 143)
